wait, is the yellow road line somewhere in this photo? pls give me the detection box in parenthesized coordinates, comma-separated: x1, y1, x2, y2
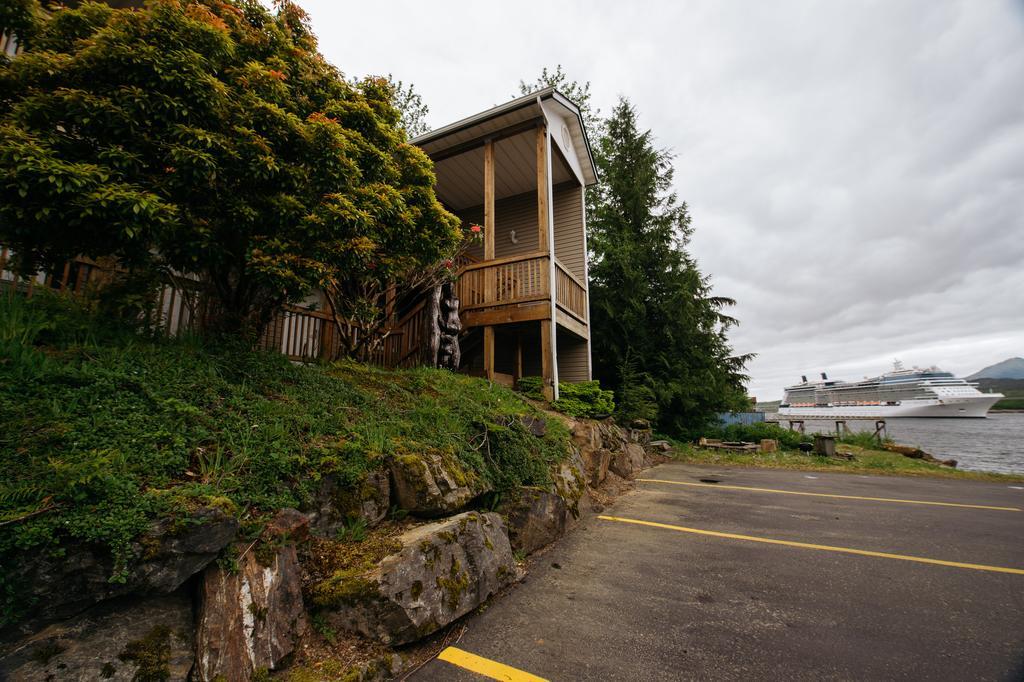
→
(598, 515, 1024, 575)
(636, 478, 1021, 512)
(436, 646, 549, 682)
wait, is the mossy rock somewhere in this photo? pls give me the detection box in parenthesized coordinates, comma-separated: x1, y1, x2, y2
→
(317, 512, 515, 645)
(497, 486, 572, 554)
(308, 470, 391, 537)
(0, 593, 194, 682)
(388, 451, 489, 517)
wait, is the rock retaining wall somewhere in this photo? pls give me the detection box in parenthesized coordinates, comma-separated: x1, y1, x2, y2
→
(0, 413, 664, 681)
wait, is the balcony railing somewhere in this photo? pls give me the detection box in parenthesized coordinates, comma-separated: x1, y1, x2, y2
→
(454, 252, 588, 324)
(554, 259, 587, 322)
(456, 252, 550, 311)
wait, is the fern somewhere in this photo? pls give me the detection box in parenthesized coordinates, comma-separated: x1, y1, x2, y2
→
(0, 483, 48, 507)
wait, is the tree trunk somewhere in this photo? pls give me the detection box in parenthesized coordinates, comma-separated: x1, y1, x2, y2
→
(437, 281, 461, 370)
(423, 284, 442, 367)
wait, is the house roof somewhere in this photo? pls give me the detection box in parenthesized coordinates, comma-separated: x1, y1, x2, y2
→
(412, 87, 598, 187)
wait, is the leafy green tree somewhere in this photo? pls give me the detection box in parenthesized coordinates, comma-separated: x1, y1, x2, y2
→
(0, 0, 460, 334)
(588, 99, 752, 436)
(517, 64, 603, 138)
(0, 0, 41, 54)
(387, 74, 431, 137)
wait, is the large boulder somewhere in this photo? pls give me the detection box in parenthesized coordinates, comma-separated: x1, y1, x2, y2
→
(498, 487, 572, 554)
(627, 427, 652, 447)
(0, 592, 194, 681)
(388, 452, 488, 517)
(609, 443, 647, 480)
(195, 510, 308, 682)
(4, 507, 237, 638)
(579, 447, 612, 486)
(133, 507, 240, 593)
(314, 512, 516, 645)
(598, 420, 628, 451)
(571, 420, 601, 454)
(309, 469, 391, 537)
(549, 447, 588, 517)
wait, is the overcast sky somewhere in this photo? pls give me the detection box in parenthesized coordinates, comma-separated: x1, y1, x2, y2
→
(300, 0, 1024, 399)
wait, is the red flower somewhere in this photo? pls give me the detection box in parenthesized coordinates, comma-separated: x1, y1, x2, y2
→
(470, 224, 482, 233)
(444, 259, 453, 269)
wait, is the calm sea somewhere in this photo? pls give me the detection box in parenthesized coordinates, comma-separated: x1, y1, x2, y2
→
(767, 412, 1024, 475)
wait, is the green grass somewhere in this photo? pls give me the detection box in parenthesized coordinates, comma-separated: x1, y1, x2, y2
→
(665, 440, 1024, 482)
(0, 292, 570, 627)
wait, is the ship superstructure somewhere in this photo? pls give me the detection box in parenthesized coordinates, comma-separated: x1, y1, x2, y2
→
(779, 363, 1003, 418)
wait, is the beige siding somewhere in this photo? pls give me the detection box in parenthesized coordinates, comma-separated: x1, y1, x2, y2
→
(456, 190, 541, 262)
(556, 329, 590, 382)
(553, 184, 585, 281)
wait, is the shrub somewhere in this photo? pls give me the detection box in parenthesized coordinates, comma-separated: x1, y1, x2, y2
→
(514, 377, 615, 419)
(515, 376, 545, 400)
(553, 381, 615, 418)
(705, 422, 811, 449)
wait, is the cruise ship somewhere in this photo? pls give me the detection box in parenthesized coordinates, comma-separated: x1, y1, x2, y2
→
(779, 363, 1004, 418)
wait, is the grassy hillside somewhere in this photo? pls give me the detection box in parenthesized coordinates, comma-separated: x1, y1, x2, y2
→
(0, 293, 569, 626)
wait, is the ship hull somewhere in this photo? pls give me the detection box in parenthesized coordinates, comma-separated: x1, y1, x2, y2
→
(778, 395, 1002, 419)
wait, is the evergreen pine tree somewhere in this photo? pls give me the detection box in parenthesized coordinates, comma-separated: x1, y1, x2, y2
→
(588, 99, 752, 435)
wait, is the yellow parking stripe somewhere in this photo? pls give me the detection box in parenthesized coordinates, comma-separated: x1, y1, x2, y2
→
(636, 478, 1021, 512)
(436, 646, 549, 681)
(599, 515, 1024, 575)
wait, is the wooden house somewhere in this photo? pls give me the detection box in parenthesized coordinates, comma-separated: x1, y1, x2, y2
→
(414, 88, 598, 399)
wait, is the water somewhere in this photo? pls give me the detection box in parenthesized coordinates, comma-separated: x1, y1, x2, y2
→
(767, 413, 1024, 475)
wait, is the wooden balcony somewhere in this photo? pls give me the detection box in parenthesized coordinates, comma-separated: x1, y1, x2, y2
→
(455, 252, 587, 334)
(554, 259, 587, 322)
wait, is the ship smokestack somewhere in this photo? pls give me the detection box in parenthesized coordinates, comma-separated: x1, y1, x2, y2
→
(821, 372, 828, 380)
(801, 375, 807, 383)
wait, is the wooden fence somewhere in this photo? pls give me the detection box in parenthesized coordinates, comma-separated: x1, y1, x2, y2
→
(0, 247, 429, 366)
(3, 245, 590, 367)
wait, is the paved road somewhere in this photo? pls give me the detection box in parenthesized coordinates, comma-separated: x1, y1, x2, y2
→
(412, 463, 1024, 681)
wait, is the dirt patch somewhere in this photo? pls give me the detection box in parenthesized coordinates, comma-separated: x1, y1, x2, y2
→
(587, 471, 635, 511)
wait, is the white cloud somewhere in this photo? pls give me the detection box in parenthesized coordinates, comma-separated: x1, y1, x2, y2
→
(299, 0, 1024, 398)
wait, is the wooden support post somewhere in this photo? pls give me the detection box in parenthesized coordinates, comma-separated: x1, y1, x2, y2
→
(483, 139, 496, 313)
(484, 139, 495, 261)
(482, 138, 496, 382)
(483, 325, 495, 381)
(536, 124, 548, 251)
(540, 320, 554, 401)
(515, 333, 523, 383)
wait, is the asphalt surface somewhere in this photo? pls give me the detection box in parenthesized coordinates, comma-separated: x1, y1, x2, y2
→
(411, 463, 1024, 681)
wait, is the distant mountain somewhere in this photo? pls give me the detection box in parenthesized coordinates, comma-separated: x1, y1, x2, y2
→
(968, 357, 1024, 380)
(975, 377, 1024, 398)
